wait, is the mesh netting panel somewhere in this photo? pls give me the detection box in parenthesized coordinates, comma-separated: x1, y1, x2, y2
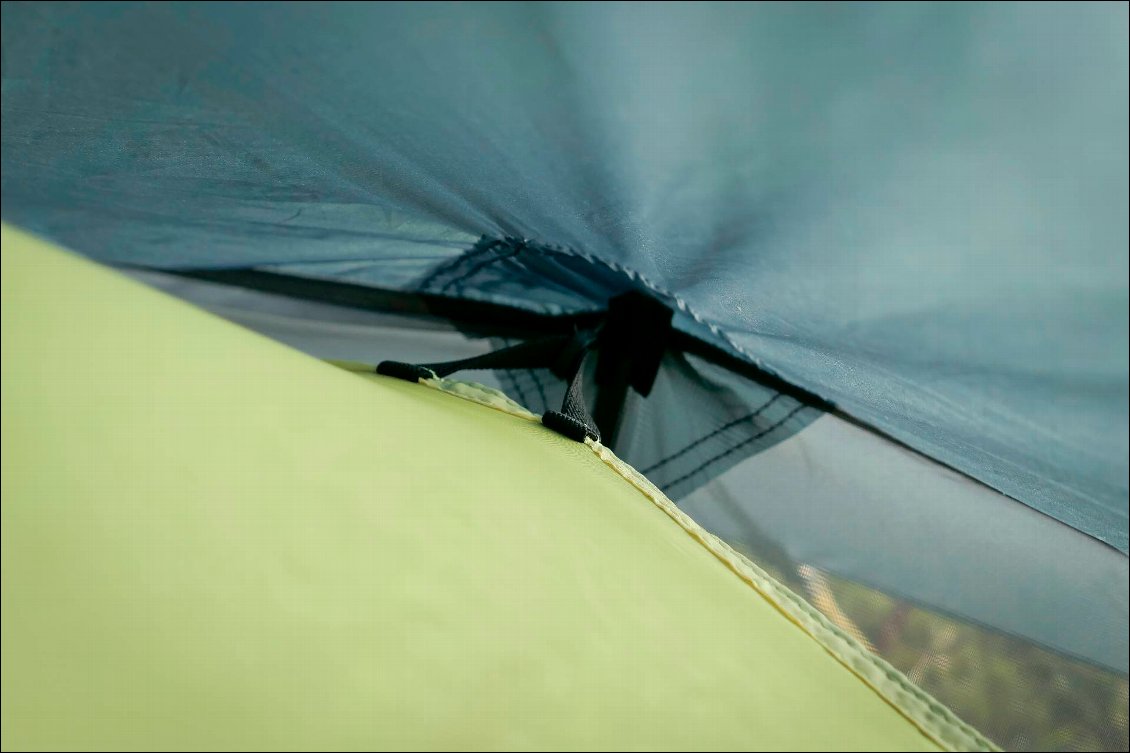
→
(721, 537, 1128, 752)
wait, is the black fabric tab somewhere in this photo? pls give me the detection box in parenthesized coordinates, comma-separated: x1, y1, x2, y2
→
(596, 291, 674, 398)
(542, 410, 595, 443)
(376, 361, 434, 382)
(555, 345, 601, 443)
(375, 330, 601, 444)
(592, 290, 674, 447)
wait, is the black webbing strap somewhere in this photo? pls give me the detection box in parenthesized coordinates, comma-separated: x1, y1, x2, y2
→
(377, 331, 601, 443)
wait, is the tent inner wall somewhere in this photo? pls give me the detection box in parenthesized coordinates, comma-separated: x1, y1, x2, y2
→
(126, 270, 1130, 752)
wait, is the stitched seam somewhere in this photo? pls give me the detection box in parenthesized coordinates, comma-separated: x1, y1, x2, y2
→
(526, 368, 549, 409)
(662, 403, 809, 492)
(414, 374, 541, 421)
(495, 339, 532, 410)
(417, 237, 1122, 552)
(435, 236, 780, 379)
(641, 393, 785, 475)
(441, 240, 525, 294)
(417, 237, 502, 292)
(584, 439, 999, 752)
(501, 366, 529, 409)
(409, 374, 996, 751)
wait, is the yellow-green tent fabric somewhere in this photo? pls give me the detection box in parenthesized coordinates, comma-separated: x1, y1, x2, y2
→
(1, 224, 992, 750)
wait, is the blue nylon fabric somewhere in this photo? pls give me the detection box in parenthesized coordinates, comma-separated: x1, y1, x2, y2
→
(2, 2, 1127, 551)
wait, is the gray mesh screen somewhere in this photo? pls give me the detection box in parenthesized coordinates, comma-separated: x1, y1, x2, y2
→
(689, 481, 1128, 752)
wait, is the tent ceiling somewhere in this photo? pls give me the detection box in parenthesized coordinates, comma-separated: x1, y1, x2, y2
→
(1, 3, 1126, 551)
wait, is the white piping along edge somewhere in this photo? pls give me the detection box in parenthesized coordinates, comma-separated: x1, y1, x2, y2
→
(397, 371, 1000, 753)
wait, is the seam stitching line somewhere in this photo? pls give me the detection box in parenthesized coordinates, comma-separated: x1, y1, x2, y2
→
(422, 236, 781, 377)
(408, 374, 997, 752)
(526, 368, 549, 409)
(662, 403, 810, 492)
(583, 438, 998, 752)
(441, 240, 525, 294)
(417, 237, 502, 292)
(502, 366, 529, 408)
(641, 393, 785, 475)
